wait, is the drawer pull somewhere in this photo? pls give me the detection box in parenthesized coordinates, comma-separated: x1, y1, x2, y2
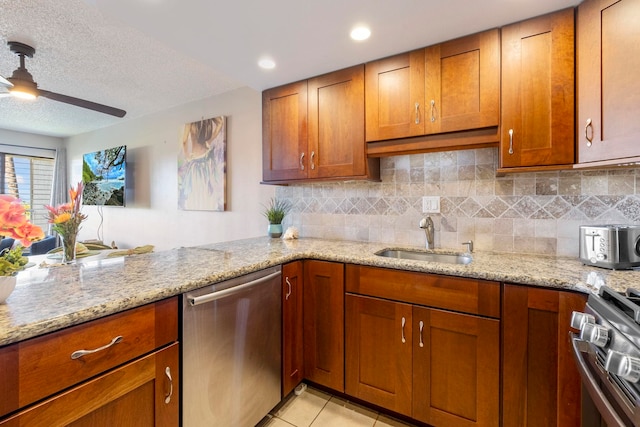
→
(508, 129, 514, 155)
(401, 317, 406, 344)
(164, 366, 174, 404)
(585, 118, 593, 146)
(419, 320, 424, 348)
(70, 335, 123, 360)
(430, 99, 436, 123)
(285, 277, 292, 300)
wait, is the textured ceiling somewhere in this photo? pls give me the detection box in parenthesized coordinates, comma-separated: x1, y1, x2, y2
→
(0, 0, 579, 138)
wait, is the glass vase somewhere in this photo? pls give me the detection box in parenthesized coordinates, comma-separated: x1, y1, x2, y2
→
(60, 233, 77, 264)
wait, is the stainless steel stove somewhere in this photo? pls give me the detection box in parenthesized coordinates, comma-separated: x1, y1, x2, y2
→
(571, 286, 640, 426)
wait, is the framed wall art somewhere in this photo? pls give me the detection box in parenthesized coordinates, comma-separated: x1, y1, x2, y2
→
(178, 116, 226, 211)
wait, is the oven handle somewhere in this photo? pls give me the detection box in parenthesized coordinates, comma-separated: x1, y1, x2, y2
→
(570, 332, 628, 427)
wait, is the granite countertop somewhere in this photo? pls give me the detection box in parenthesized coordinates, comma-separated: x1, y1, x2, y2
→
(1, 236, 639, 347)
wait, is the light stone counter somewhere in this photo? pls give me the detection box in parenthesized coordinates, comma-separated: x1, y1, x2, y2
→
(1, 236, 639, 347)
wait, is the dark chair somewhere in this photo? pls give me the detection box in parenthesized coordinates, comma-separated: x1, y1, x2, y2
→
(30, 235, 57, 255)
(0, 238, 15, 253)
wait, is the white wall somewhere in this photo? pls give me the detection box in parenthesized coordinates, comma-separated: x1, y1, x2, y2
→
(66, 87, 275, 251)
(0, 129, 64, 151)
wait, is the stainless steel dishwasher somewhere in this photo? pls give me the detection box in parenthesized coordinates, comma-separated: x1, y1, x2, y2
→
(182, 266, 282, 427)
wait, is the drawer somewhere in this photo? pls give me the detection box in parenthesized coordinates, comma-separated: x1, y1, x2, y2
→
(0, 297, 177, 417)
(0, 342, 179, 427)
(345, 265, 500, 318)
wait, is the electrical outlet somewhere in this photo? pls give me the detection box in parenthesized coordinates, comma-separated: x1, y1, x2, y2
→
(422, 196, 440, 213)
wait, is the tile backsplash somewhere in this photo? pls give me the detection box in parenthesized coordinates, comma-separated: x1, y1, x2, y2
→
(275, 148, 640, 257)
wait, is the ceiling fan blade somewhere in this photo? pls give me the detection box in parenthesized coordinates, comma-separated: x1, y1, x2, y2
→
(37, 89, 126, 118)
(0, 74, 13, 88)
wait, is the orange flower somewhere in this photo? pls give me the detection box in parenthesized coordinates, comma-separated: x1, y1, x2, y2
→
(0, 195, 44, 248)
(53, 212, 72, 224)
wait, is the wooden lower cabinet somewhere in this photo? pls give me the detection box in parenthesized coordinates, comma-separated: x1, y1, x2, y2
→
(413, 306, 499, 427)
(502, 284, 587, 427)
(346, 294, 499, 427)
(345, 295, 412, 416)
(282, 261, 304, 396)
(1, 342, 179, 427)
(303, 260, 345, 392)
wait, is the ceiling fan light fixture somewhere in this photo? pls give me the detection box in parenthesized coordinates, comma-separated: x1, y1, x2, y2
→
(9, 88, 37, 100)
(7, 79, 37, 100)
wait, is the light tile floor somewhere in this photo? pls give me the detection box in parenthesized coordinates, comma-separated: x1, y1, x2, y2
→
(259, 385, 418, 427)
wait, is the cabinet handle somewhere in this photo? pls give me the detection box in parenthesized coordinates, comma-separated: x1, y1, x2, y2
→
(164, 366, 173, 404)
(414, 102, 420, 124)
(70, 335, 123, 360)
(310, 151, 316, 170)
(401, 317, 406, 344)
(285, 277, 292, 300)
(585, 118, 593, 147)
(508, 129, 514, 155)
(430, 100, 436, 123)
(299, 152, 305, 171)
(419, 320, 424, 348)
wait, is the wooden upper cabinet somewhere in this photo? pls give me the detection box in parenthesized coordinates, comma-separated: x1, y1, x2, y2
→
(263, 66, 378, 183)
(365, 49, 426, 141)
(500, 8, 575, 170)
(577, 0, 640, 164)
(425, 29, 500, 135)
(262, 81, 308, 182)
(365, 29, 499, 144)
(308, 65, 367, 179)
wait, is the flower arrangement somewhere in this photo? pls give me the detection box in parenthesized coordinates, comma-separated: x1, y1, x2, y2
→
(45, 183, 87, 263)
(0, 195, 44, 276)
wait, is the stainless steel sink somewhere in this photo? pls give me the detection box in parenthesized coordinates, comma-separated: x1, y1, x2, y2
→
(375, 249, 472, 265)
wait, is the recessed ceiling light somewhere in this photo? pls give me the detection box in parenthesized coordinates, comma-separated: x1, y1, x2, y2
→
(350, 26, 371, 41)
(258, 58, 276, 70)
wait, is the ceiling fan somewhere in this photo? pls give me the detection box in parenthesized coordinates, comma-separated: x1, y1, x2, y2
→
(0, 41, 126, 118)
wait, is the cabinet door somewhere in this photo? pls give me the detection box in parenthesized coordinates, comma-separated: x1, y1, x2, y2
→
(501, 8, 575, 168)
(345, 294, 412, 416)
(262, 81, 308, 181)
(502, 285, 586, 427)
(1, 343, 179, 427)
(577, 0, 640, 164)
(413, 307, 499, 427)
(365, 50, 425, 141)
(308, 65, 366, 179)
(282, 261, 304, 396)
(303, 260, 344, 392)
(425, 29, 500, 135)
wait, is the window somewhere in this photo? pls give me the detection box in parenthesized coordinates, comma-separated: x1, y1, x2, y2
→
(1, 153, 55, 233)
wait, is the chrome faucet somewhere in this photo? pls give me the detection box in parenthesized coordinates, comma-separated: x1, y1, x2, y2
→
(419, 216, 434, 249)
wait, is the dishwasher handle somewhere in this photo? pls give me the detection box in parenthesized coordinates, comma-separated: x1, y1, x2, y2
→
(187, 271, 281, 306)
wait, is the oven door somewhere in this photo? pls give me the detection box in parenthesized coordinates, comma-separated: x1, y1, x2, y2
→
(571, 332, 637, 427)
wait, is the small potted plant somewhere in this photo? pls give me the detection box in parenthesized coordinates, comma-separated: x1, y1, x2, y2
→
(262, 198, 292, 238)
